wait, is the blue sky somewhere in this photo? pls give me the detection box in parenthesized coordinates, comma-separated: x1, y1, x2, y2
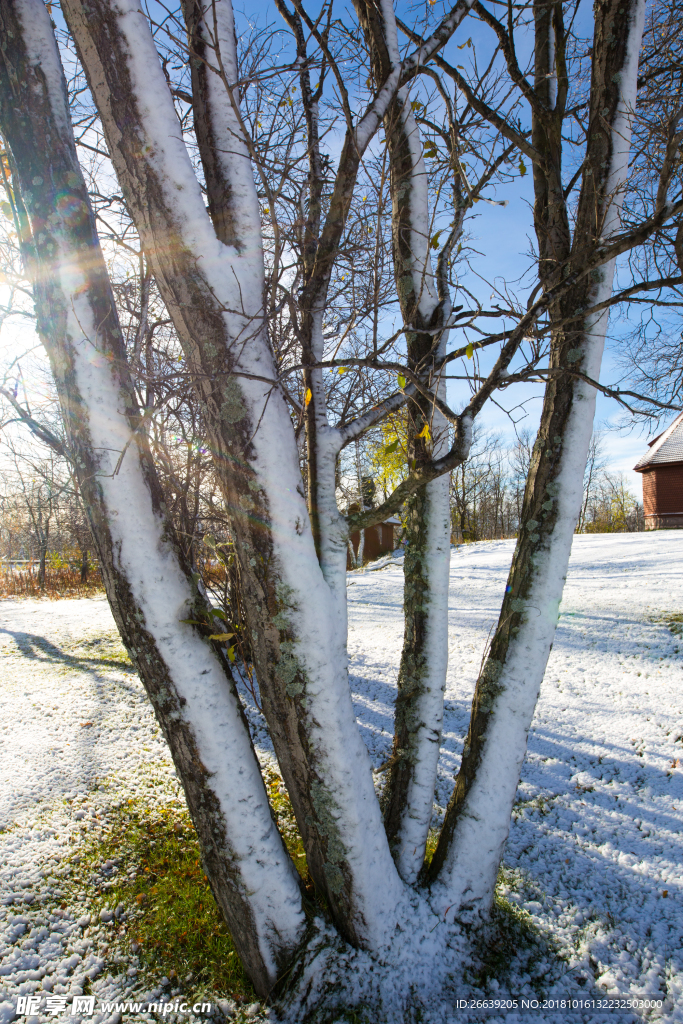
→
(2, 0, 675, 501)
(444, 165, 660, 495)
(424, 0, 670, 497)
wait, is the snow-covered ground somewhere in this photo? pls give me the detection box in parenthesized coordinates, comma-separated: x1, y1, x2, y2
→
(1, 533, 682, 1021)
(349, 533, 683, 1017)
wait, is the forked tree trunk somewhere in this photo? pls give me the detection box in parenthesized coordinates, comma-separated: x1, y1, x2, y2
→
(428, 0, 646, 915)
(0, 0, 306, 992)
(0, 0, 654, 1008)
(60, 0, 405, 948)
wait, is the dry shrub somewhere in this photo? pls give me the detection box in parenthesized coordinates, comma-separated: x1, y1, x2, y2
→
(0, 564, 104, 599)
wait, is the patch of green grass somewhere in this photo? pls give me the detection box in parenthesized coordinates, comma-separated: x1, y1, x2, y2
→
(76, 634, 133, 665)
(651, 611, 683, 654)
(468, 867, 565, 994)
(59, 765, 316, 1005)
(512, 792, 559, 819)
(67, 800, 254, 1000)
(650, 611, 683, 637)
(262, 766, 309, 882)
(664, 613, 683, 638)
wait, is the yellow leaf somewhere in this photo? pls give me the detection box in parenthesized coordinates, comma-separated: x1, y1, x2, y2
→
(397, 374, 406, 389)
(466, 343, 474, 359)
(304, 387, 312, 407)
(384, 439, 399, 454)
(416, 423, 431, 441)
(208, 633, 235, 641)
(338, 366, 347, 374)
(227, 646, 236, 662)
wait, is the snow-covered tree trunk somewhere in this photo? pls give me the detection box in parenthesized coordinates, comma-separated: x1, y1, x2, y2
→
(274, 0, 352, 632)
(428, 0, 647, 915)
(7, 0, 666, 1009)
(61, 0, 406, 948)
(280, 0, 474, 653)
(354, 0, 454, 884)
(0, 0, 307, 992)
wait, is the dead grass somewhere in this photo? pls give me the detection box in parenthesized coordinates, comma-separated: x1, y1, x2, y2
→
(0, 566, 104, 599)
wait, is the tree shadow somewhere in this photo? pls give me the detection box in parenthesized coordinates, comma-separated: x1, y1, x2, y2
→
(0, 627, 134, 675)
(0, 626, 150, 827)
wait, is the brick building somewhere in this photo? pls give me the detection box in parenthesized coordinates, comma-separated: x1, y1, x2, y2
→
(634, 411, 683, 530)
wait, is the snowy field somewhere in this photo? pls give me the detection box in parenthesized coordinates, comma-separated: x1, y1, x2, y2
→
(1, 532, 682, 1022)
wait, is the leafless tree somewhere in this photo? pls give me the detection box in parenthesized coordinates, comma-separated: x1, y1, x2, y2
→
(0, 0, 680, 1014)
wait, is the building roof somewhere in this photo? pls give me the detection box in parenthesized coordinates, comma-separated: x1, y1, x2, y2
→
(634, 411, 683, 471)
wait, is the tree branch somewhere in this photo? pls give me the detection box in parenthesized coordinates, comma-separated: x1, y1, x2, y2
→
(0, 387, 70, 459)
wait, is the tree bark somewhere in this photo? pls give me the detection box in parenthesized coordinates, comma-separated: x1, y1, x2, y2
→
(0, 0, 307, 992)
(354, 0, 454, 883)
(37, 531, 47, 590)
(429, 0, 647, 915)
(61, 0, 404, 947)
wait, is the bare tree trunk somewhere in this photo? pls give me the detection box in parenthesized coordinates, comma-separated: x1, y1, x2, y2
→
(36, 510, 48, 590)
(0, 0, 306, 992)
(37, 539, 47, 589)
(354, 0, 456, 883)
(429, 0, 647, 916)
(62, 0, 404, 947)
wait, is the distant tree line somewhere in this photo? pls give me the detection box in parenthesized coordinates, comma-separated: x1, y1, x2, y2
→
(336, 422, 644, 548)
(0, 418, 646, 594)
(448, 428, 644, 542)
